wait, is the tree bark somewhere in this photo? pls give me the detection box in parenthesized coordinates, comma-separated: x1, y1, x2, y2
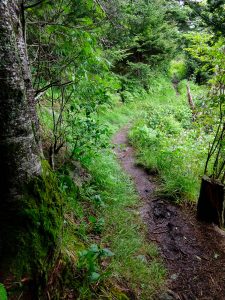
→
(197, 175, 225, 228)
(0, 0, 41, 269)
(186, 82, 195, 109)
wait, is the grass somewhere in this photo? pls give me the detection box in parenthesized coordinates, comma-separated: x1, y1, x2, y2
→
(57, 82, 167, 299)
(42, 73, 209, 298)
(85, 149, 166, 299)
(129, 77, 209, 202)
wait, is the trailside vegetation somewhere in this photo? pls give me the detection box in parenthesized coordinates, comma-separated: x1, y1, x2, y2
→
(1, 0, 225, 299)
(1, 0, 176, 298)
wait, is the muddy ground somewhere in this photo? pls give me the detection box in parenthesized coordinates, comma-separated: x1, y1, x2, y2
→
(113, 126, 225, 300)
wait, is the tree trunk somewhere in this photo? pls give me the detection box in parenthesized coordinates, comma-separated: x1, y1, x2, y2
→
(0, 4, 63, 298)
(197, 175, 225, 228)
(0, 0, 42, 274)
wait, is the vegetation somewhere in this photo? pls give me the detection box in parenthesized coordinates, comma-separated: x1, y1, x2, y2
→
(129, 76, 208, 201)
(1, 0, 225, 299)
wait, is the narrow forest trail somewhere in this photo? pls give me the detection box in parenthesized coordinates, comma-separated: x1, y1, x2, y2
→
(113, 126, 225, 300)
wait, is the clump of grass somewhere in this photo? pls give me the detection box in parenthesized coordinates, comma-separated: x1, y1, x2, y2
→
(169, 57, 187, 81)
(84, 150, 166, 299)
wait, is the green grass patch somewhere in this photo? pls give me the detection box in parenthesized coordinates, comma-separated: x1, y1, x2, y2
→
(84, 150, 166, 299)
(58, 148, 165, 299)
(129, 77, 210, 202)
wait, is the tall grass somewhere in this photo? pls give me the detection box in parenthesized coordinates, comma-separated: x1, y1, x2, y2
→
(129, 77, 209, 202)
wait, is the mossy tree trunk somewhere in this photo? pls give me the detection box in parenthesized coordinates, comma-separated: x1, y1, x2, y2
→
(0, 1, 62, 295)
(0, 0, 41, 269)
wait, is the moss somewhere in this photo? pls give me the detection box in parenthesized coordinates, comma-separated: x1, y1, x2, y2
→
(2, 160, 63, 298)
(109, 288, 130, 300)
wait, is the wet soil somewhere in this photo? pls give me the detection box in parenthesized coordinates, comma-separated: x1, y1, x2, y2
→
(113, 126, 225, 300)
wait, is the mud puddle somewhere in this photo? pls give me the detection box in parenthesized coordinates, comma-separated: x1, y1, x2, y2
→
(113, 126, 225, 300)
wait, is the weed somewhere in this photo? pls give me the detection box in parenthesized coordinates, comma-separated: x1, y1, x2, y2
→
(78, 244, 114, 283)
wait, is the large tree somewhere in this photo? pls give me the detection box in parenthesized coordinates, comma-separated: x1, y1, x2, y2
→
(0, 1, 62, 296)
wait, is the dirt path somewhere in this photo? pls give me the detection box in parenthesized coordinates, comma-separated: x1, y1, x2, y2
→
(113, 126, 225, 300)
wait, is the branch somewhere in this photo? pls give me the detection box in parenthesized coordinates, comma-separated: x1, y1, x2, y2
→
(34, 80, 73, 100)
(24, 0, 46, 9)
(27, 21, 95, 30)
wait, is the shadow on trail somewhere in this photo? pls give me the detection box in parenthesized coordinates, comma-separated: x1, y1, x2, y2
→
(113, 126, 225, 300)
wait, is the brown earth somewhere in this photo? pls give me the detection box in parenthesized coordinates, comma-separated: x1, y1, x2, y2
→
(113, 126, 225, 300)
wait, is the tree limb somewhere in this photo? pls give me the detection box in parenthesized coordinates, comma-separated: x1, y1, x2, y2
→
(34, 80, 73, 100)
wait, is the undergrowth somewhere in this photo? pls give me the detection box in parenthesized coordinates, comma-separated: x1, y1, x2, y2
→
(84, 151, 166, 299)
(53, 81, 166, 299)
(35, 73, 213, 300)
(39, 73, 210, 299)
(129, 77, 210, 201)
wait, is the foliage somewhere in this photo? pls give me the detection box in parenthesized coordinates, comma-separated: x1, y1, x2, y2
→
(78, 244, 114, 283)
(183, 1, 225, 82)
(129, 77, 209, 201)
(169, 57, 187, 81)
(27, 0, 114, 166)
(102, 0, 178, 85)
(85, 149, 166, 299)
(188, 0, 225, 37)
(0, 284, 7, 300)
(185, 30, 225, 182)
(165, 0, 193, 32)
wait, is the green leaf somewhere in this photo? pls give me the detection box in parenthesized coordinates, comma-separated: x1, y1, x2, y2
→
(0, 283, 7, 300)
(89, 244, 99, 253)
(102, 248, 114, 257)
(89, 272, 101, 282)
(89, 215, 97, 223)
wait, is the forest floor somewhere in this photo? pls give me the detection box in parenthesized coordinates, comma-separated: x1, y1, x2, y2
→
(113, 125, 225, 300)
